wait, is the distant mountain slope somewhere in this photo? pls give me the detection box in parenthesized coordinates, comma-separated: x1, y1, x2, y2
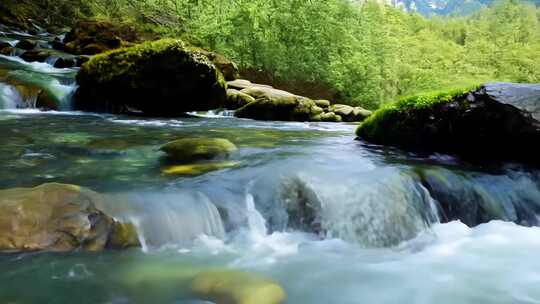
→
(383, 0, 540, 16)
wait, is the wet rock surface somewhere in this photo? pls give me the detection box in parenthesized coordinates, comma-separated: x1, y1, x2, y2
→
(357, 83, 540, 165)
(0, 183, 139, 253)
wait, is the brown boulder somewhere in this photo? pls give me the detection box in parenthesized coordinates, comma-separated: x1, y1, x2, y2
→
(0, 46, 14, 56)
(15, 39, 36, 50)
(20, 49, 50, 62)
(0, 183, 139, 253)
(198, 50, 239, 81)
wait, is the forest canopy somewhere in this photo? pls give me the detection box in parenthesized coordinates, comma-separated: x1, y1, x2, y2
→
(7, 0, 539, 109)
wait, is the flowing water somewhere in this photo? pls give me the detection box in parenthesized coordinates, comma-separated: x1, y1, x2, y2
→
(1, 30, 540, 304)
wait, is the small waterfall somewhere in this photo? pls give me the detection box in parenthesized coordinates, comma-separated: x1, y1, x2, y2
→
(420, 167, 540, 227)
(0, 83, 20, 109)
(272, 170, 439, 247)
(45, 56, 59, 66)
(1, 55, 77, 110)
(102, 191, 226, 251)
(246, 193, 268, 237)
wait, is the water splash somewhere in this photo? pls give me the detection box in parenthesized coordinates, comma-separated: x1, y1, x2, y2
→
(102, 191, 226, 251)
(246, 193, 268, 238)
(0, 83, 20, 109)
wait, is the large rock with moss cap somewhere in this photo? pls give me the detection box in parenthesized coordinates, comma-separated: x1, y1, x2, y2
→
(0, 183, 139, 253)
(75, 39, 227, 116)
(356, 83, 540, 165)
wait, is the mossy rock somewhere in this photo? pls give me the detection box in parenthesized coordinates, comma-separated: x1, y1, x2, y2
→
(235, 87, 322, 122)
(75, 39, 227, 115)
(162, 161, 240, 176)
(356, 83, 540, 165)
(227, 79, 259, 90)
(226, 89, 256, 110)
(160, 138, 237, 162)
(192, 270, 286, 304)
(108, 222, 140, 249)
(312, 112, 342, 122)
(314, 99, 331, 108)
(196, 49, 239, 81)
(328, 104, 372, 122)
(0, 183, 140, 253)
(64, 19, 139, 55)
(240, 86, 294, 100)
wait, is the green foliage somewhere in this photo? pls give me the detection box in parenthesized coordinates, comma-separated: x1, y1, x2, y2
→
(6, 0, 539, 110)
(158, 0, 539, 109)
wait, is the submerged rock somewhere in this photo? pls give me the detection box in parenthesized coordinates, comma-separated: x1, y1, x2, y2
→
(280, 176, 323, 234)
(0, 183, 139, 253)
(63, 20, 139, 55)
(192, 270, 286, 304)
(162, 161, 240, 176)
(160, 138, 237, 162)
(357, 83, 540, 165)
(75, 39, 227, 115)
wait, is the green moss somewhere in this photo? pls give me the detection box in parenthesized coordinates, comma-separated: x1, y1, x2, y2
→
(393, 84, 481, 111)
(356, 84, 481, 140)
(160, 138, 238, 162)
(80, 39, 184, 83)
(79, 39, 228, 86)
(75, 38, 227, 114)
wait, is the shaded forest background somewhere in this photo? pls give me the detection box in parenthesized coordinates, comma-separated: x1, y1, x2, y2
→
(2, 0, 539, 109)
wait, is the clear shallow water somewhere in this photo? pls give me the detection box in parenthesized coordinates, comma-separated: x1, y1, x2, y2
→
(1, 110, 540, 304)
